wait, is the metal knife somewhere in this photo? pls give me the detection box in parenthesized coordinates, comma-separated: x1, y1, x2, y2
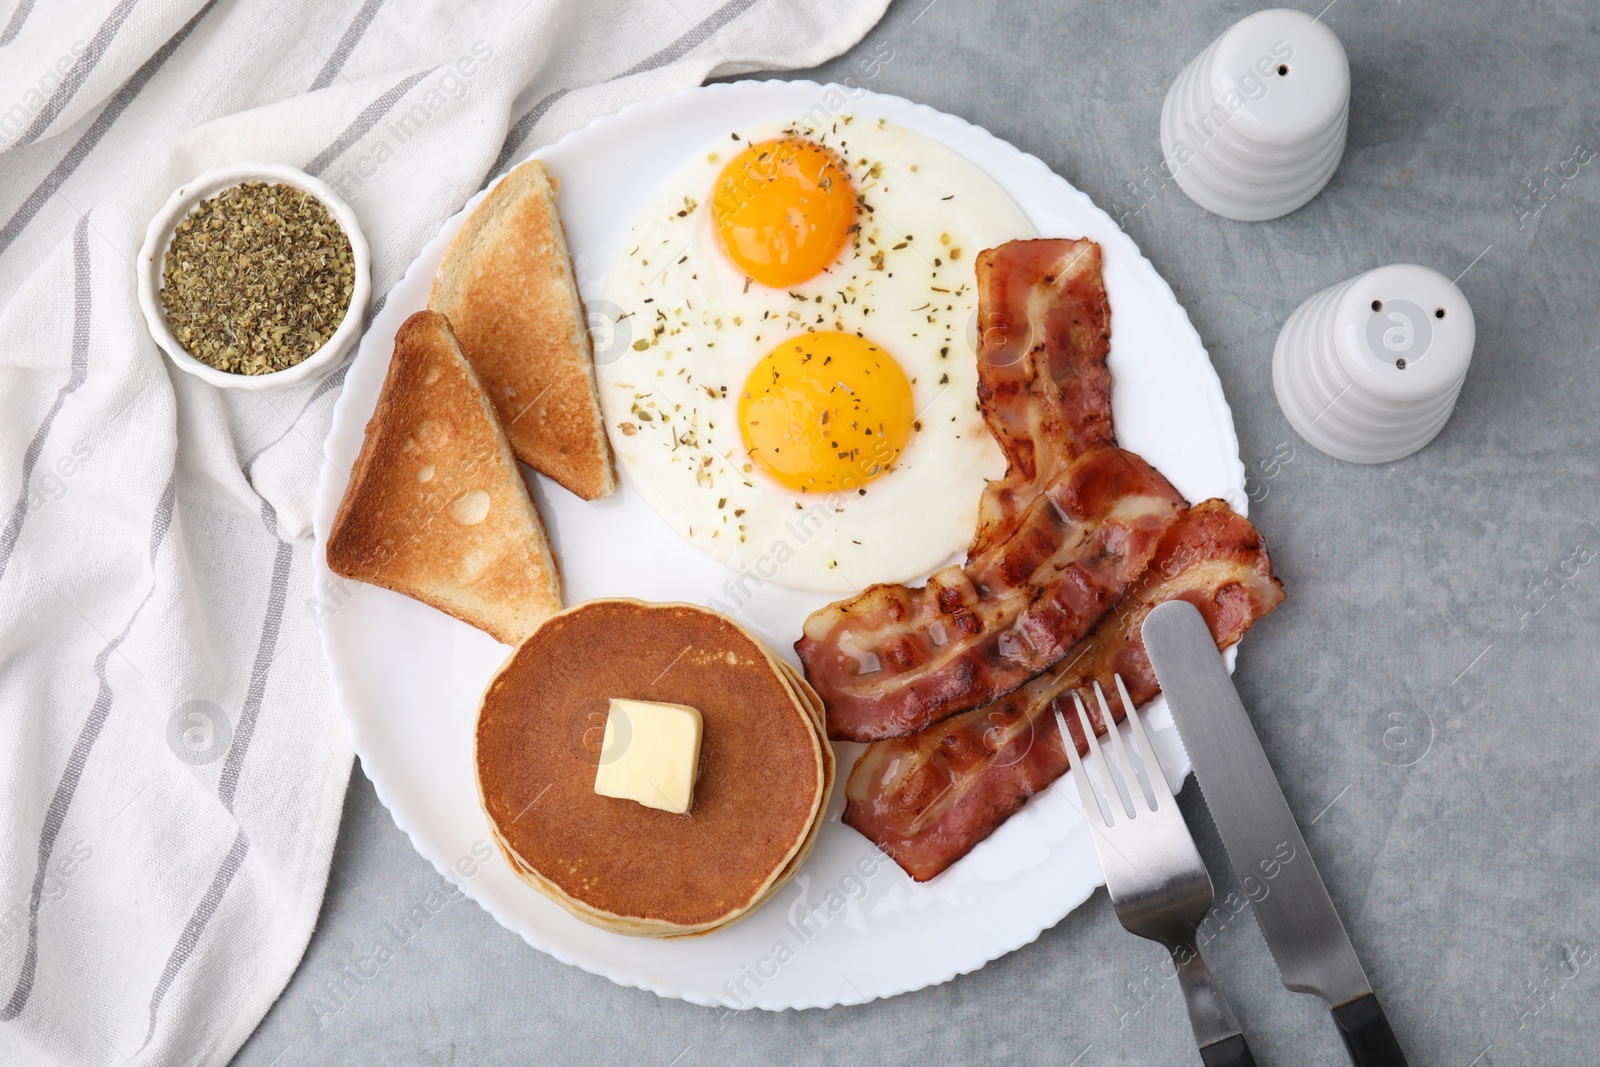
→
(1141, 600, 1409, 1067)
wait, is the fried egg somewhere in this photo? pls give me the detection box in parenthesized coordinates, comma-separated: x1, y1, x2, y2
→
(598, 116, 1035, 593)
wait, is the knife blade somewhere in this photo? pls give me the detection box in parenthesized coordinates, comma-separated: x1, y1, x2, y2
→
(1141, 600, 1408, 1067)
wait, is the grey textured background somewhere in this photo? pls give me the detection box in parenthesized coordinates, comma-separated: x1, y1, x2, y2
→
(234, 0, 1600, 1064)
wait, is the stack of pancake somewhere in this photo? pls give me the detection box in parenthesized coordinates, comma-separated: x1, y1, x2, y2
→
(476, 599, 833, 937)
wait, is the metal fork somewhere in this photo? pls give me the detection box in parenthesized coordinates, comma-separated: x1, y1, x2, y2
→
(1055, 675, 1257, 1067)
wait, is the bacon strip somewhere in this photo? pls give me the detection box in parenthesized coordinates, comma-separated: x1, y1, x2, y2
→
(796, 238, 1118, 742)
(970, 239, 1113, 555)
(798, 446, 1185, 742)
(841, 500, 1285, 882)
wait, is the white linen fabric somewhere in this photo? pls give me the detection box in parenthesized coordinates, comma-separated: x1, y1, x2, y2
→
(0, 1, 888, 1063)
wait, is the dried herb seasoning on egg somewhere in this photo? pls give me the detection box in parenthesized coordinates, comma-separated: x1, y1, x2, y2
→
(159, 182, 354, 375)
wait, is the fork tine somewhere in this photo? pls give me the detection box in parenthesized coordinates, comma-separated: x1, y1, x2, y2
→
(1072, 690, 1128, 824)
(1091, 680, 1148, 816)
(1115, 673, 1174, 807)
(1053, 702, 1107, 828)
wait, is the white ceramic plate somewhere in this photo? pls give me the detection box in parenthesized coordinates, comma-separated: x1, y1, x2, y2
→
(312, 80, 1246, 1010)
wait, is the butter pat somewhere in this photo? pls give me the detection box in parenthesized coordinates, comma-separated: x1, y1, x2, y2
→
(593, 698, 703, 814)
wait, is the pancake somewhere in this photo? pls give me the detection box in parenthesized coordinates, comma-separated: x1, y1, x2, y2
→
(477, 599, 828, 936)
(486, 652, 835, 939)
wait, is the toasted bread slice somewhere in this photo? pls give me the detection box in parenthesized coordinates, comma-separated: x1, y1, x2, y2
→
(429, 159, 617, 501)
(327, 310, 562, 645)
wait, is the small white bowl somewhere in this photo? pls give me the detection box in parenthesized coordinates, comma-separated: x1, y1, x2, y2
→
(137, 162, 371, 391)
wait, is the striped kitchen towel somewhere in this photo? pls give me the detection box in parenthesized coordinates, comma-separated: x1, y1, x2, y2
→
(0, 1, 888, 1063)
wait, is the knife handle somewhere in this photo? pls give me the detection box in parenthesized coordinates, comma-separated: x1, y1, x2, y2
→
(1332, 994, 1408, 1066)
(1200, 1034, 1257, 1067)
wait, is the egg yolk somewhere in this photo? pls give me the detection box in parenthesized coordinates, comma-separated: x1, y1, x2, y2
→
(739, 331, 914, 494)
(712, 138, 856, 288)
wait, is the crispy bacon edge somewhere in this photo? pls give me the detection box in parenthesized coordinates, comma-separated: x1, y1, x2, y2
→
(841, 500, 1285, 883)
(797, 447, 1186, 742)
(795, 237, 1117, 743)
(970, 238, 1114, 556)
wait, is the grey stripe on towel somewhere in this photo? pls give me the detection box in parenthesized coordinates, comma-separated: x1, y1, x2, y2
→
(9, 0, 142, 149)
(304, 68, 433, 177)
(0, 0, 219, 258)
(0, 0, 37, 46)
(1, 472, 177, 1022)
(310, 0, 391, 91)
(215, 504, 294, 812)
(141, 500, 295, 1044)
(0, 217, 90, 585)
(141, 830, 251, 1047)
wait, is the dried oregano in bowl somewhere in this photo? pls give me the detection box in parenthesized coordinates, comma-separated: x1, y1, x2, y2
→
(159, 182, 355, 375)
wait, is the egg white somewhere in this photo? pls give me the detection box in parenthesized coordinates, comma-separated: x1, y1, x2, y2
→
(598, 116, 1035, 593)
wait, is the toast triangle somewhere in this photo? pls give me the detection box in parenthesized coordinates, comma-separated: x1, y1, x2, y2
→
(429, 159, 617, 501)
(327, 310, 562, 645)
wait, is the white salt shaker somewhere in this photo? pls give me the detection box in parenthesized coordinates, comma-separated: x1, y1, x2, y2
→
(1273, 265, 1476, 464)
(1160, 8, 1350, 221)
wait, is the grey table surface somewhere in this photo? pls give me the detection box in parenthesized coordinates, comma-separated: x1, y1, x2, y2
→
(233, 0, 1600, 1064)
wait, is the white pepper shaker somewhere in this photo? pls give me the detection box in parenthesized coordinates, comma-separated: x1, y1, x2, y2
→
(1160, 8, 1350, 221)
(1273, 264, 1476, 464)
